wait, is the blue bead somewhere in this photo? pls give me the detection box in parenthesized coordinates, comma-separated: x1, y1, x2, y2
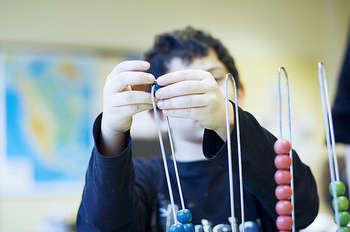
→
(183, 223, 195, 232)
(239, 221, 260, 232)
(177, 209, 192, 223)
(169, 224, 185, 232)
(149, 81, 161, 92)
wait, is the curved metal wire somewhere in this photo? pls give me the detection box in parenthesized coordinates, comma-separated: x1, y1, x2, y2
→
(277, 67, 295, 232)
(317, 62, 340, 227)
(166, 117, 186, 210)
(151, 84, 178, 224)
(225, 73, 244, 232)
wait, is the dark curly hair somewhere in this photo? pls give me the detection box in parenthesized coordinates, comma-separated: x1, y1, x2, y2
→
(144, 26, 240, 87)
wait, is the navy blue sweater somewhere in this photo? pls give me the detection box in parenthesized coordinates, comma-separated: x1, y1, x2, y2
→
(77, 106, 319, 232)
(332, 28, 350, 144)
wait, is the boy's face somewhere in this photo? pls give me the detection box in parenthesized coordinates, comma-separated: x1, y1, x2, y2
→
(162, 49, 236, 143)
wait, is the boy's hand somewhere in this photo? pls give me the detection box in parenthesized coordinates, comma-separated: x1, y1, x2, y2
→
(155, 69, 234, 139)
(101, 61, 155, 137)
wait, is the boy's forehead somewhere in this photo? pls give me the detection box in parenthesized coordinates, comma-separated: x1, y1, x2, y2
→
(167, 50, 227, 73)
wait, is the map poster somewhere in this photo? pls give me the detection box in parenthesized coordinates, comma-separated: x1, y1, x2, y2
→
(0, 50, 96, 195)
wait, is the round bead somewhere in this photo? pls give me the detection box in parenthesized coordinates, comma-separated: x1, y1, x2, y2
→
(337, 211, 350, 227)
(275, 185, 293, 200)
(274, 139, 291, 154)
(275, 200, 293, 215)
(274, 170, 291, 185)
(333, 196, 349, 211)
(329, 181, 346, 197)
(183, 223, 195, 232)
(337, 227, 350, 232)
(276, 216, 293, 230)
(274, 155, 292, 169)
(177, 209, 192, 223)
(169, 224, 185, 232)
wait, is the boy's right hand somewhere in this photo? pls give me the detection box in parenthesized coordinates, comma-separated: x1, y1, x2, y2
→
(100, 61, 155, 155)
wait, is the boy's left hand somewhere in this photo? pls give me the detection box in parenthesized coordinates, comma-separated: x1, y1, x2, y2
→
(155, 69, 234, 139)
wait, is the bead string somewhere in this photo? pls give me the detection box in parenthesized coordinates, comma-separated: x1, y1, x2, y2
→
(317, 62, 341, 228)
(277, 67, 295, 232)
(225, 73, 244, 232)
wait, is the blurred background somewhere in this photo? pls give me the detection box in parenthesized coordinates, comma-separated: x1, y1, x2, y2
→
(1, 0, 350, 231)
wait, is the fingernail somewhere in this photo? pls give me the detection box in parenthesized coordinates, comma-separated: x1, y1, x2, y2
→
(156, 90, 162, 99)
(156, 77, 163, 85)
(143, 62, 150, 68)
(157, 101, 163, 108)
(148, 74, 155, 80)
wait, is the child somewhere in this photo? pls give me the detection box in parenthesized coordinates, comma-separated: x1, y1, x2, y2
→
(76, 27, 319, 232)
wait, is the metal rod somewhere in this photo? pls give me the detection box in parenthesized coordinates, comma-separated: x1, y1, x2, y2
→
(166, 117, 186, 210)
(277, 67, 295, 232)
(225, 73, 244, 232)
(151, 84, 178, 223)
(317, 62, 340, 227)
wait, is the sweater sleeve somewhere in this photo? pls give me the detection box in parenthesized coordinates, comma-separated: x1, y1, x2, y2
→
(202, 105, 319, 230)
(76, 114, 155, 232)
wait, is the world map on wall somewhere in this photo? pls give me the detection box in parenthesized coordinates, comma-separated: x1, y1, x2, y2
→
(3, 52, 95, 186)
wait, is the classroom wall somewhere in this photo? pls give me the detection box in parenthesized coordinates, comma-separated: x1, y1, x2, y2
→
(1, 0, 350, 231)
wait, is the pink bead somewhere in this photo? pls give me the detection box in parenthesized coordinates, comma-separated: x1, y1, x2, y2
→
(275, 185, 293, 200)
(274, 170, 291, 185)
(274, 155, 292, 169)
(275, 200, 293, 215)
(276, 216, 293, 230)
(274, 139, 291, 154)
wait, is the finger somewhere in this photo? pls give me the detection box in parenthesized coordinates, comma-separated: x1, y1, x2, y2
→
(155, 80, 208, 99)
(108, 91, 152, 106)
(127, 104, 153, 115)
(109, 104, 153, 117)
(105, 72, 155, 93)
(112, 60, 150, 74)
(157, 94, 208, 110)
(156, 69, 211, 86)
(162, 107, 206, 120)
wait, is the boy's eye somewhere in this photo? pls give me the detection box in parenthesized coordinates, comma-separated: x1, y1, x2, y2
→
(213, 75, 224, 81)
(207, 68, 225, 81)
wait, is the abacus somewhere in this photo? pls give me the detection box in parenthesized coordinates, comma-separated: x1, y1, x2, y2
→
(150, 64, 339, 232)
(151, 82, 194, 232)
(273, 67, 295, 232)
(318, 62, 350, 232)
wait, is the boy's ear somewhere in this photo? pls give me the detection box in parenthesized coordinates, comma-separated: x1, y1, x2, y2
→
(149, 109, 168, 132)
